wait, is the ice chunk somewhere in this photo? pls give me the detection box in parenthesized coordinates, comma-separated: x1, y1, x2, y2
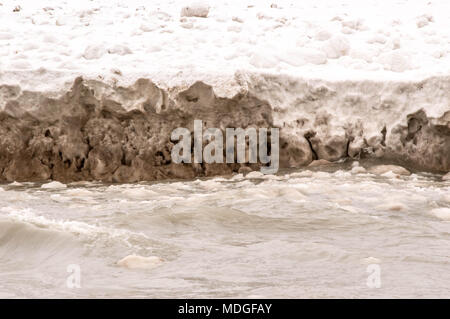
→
(83, 44, 106, 60)
(117, 255, 163, 269)
(430, 208, 450, 221)
(108, 44, 132, 56)
(322, 36, 350, 59)
(41, 181, 67, 189)
(368, 165, 411, 176)
(377, 50, 412, 72)
(181, 3, 209, 18)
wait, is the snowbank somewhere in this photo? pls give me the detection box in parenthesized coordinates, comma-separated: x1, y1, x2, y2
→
(0, 0, 449, 182)
(0, 0, 449, 91)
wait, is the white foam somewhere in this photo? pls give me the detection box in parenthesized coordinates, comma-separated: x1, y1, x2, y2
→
(198, 179, 222, 190)
(361, 257, 381, 264)
(369, 165, 411, 176)
(41, 181, 67, 189)
(212, 177, 228, 182)
(235, 180, 254, 188)
(430, 208, 450, 221)
(289, 171, 313, 178)
(0, 206, 148, 244)
(261, 174, 282, 181)
(65, 188, 95, 197)
(50, 194, 70, 202)
(442, 194, 450, 203)
(121, 188, 158, 199)
(381, 171, 400, 179)
(9, 181, 23, 186)
(245, 171, 265, 179)
(312, 171, 331, 178)
(231, 173, 244, 181)
(351, 166, 366, 174)
(333, 170, 352, 177)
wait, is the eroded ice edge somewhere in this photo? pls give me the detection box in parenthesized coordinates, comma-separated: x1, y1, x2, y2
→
(0, 72, 449, 182)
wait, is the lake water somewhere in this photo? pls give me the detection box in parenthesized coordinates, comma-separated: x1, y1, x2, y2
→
(0, 162, 449, 298)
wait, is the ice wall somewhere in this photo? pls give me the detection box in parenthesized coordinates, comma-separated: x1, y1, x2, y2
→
(0, 74, 448, 182)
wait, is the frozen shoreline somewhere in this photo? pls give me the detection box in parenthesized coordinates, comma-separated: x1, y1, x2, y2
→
(0, 0, 449, 181)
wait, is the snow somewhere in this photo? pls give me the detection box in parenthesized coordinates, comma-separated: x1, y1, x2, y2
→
(0, 0, 449, 93)
(322, 36, 351, 59)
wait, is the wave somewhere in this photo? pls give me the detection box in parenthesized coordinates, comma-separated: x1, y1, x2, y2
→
(0, 207, 152, 252)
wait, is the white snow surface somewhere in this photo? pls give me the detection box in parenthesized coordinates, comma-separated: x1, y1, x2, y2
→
(0, 0, 450, 95)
